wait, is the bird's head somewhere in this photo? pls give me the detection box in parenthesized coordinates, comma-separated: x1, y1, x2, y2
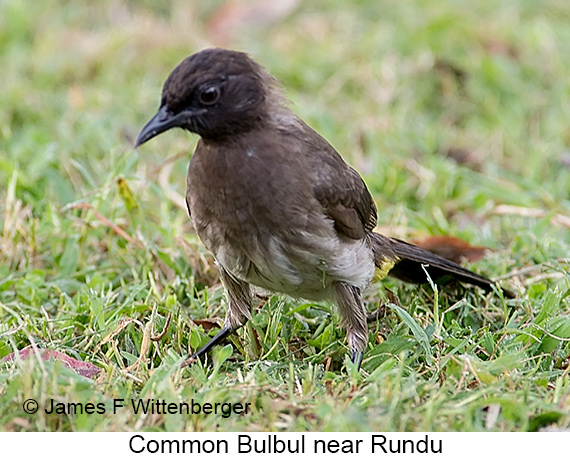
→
(135, 48, 277, 146)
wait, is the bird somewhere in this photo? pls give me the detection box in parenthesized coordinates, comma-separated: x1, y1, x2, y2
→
(135, 48, 513, 369)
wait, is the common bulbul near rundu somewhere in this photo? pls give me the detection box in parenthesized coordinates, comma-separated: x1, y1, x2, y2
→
(135, 48, 513, 369)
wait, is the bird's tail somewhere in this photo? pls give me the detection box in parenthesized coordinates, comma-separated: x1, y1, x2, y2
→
(370, 233, 514, 298)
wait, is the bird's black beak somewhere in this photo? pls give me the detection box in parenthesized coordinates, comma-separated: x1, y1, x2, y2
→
(135, 105, 181, 148)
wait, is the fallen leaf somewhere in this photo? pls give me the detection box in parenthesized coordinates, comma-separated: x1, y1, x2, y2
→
(444, 146, 483, 171)
(2, 348, 100, 379)
(415, 235, 488, 263)
(206, 0, 300, 45)
(483, 40, 519, 59)
(193, 318, 222, 332)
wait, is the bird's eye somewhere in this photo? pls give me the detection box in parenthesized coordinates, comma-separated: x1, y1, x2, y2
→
(199, 86, 220, 105)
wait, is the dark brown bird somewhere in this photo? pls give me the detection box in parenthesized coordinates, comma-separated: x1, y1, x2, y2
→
(135, 48, 512, 368)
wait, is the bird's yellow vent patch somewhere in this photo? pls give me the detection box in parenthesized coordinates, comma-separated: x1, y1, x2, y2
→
(374, 258, 396, 281)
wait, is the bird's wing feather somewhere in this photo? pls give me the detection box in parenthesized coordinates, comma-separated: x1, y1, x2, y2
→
(302, 125, 377, 239)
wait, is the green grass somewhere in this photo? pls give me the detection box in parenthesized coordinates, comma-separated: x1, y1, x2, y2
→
(1, 0, 570, 431)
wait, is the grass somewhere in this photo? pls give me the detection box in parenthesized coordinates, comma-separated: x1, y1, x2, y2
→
(1, 0, 570, 431)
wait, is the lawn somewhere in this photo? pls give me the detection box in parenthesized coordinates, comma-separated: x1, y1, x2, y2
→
(1, 0, 569, 432)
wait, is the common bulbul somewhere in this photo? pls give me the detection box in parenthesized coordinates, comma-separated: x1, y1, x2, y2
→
(135, 48, 513, 368)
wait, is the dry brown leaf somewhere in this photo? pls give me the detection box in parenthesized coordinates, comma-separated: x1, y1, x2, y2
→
(2, 348, 100, 379)
(206, 0, 300, 45)
(192, 318, 222, 332)
(415, 235, 488, 263)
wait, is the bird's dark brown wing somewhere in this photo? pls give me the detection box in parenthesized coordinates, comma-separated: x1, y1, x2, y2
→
(303, 126, 377, 240)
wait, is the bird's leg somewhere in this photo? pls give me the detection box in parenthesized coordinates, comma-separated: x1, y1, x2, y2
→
(218, 267, 254, 329)
(333, 282, 368, 370)
(182, 325, 233, 366)
(351, 350, 364, 368)
(183, 267, 252, 367)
